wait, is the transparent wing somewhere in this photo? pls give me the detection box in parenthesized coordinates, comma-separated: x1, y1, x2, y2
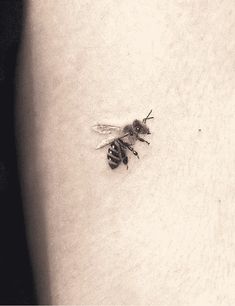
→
(93, 124, 130, 149)
(95, 133, 130, 150)
(92, 124, 122, 135)
(95, 136, 118, 150)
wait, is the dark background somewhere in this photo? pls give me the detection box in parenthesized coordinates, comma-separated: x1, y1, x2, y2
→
(0, 0, 37, 304)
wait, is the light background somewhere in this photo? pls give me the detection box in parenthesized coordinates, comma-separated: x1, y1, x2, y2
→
(18, 0, 235, 304)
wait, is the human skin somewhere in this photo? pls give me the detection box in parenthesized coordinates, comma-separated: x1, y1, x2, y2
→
(17, 0, 235, 305)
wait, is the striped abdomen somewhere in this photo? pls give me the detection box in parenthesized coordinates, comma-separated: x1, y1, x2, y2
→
(107, 140, 127, 169)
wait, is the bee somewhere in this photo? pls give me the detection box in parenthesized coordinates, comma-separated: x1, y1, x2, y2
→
(92, 110, 154, 169)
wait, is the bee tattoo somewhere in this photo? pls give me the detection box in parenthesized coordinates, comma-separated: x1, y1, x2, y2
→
(92, 110, 154, 169)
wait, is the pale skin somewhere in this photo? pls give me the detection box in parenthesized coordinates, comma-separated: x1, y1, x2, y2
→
(17, 0, 235, 305)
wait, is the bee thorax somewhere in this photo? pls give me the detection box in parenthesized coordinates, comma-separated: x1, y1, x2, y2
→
(123, 124, 133, 134)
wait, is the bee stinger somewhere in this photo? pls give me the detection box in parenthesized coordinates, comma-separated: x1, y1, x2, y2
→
(92, 110, 154, 169)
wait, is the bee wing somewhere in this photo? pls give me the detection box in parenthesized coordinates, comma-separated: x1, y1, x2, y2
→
(95, 136, 118, 150)
(93, 124, 129, 150)
(95, 132, 129, 150)
(92, 124, 122, 135)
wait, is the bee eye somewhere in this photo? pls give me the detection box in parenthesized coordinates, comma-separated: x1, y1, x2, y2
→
(136, 126, 140, 132)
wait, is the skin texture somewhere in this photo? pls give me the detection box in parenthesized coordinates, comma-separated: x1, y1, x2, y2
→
(17, 0, 235, 304)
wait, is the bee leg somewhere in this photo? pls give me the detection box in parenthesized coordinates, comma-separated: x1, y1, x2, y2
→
(118, 140, 140, 159)
(122, 156, 128, 170)
(132, 149, 140, 159)
(137, 136, 150, 145)
(127, 146, 140, 159)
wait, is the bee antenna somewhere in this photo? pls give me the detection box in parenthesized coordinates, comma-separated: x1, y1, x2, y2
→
(143, 109, 154, 123)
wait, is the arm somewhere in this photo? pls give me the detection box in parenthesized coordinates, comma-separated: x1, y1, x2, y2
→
(17, 0, 235, 305)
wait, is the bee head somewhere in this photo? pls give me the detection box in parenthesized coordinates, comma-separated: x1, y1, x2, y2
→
(132, 110, 154, 134)
(133, 119, 151, 135)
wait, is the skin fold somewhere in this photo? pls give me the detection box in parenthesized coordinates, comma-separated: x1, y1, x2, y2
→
(17, 1, 235, 304)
